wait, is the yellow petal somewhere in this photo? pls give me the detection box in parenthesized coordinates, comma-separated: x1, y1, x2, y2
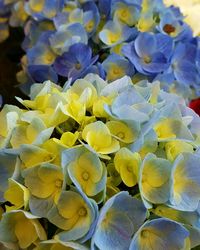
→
(154, 118, 176, 140)
(10, 125, 29, 148)
(114, 148, 140, 187)
(60, 131, 79, 147)
(83, 121, 111, 149)
(4, 179, 30, 211)
(65, 101, 86, 123)
(93, 95, 114, 118)
(68, 79, 98, 108)
(20, 145, 54, 168)
(15, 217, 38, 249)
(106, 63, 126, 81)
(106, 120, 135, 143)
(165, 141, 193, 161)
(29, 0, 45, 12)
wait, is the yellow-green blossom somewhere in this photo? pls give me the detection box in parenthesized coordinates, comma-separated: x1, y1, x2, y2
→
(114, 147, 140, 187)
(4, 179, 30, 211)
(82, 121, 120, 156)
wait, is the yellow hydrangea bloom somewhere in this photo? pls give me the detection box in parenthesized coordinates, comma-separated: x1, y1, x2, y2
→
(0, 211, 46, 249)
(114, 147, 140, 187)
(106, 120, 136, 143)
(154, 118, 177, 140)
(24, 163, 63, 202)
(82, 121, 120, 155)
(68, 151, 105, 197)
(4, 179, 30, 211)
(165, 140, 194, 161)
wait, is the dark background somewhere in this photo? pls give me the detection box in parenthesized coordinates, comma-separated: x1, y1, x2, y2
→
(0, 28, 26, 106)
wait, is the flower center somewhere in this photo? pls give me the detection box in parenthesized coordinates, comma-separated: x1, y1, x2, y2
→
(78, 207, 87, 216)
(127, 165, 132, 172)
(113, 68, 120, 75)
(43, 155, 53, 162)
(82, 171, 89, 181)
(163, 24, 176, 34)
(109, 33, 119, 44)
(102, 14, 106, 20)
(75, 63, 82, 70)
(141, 230, 150, 238)
(172, 62, 178, 70)
(143, 56, 152, 64)
(116, 131, 125, 139)
(55, 179, 63, 188)
(120, 9, 127, 18)
(85, 20, 94, 32)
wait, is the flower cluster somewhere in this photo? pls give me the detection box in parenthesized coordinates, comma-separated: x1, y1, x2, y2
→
(0, 0, 10, 43)
(0, 74, 200, 249)
(1, 0, 200, 99)
(0, 0, 28, 42)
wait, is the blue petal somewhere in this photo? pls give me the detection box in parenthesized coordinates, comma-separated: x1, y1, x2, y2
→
(156, 33, 174, 60)
(142, 52, 169, 74)
(0, 150, 18, 201)
(130, 218, 189, 250)
(92, 192, 147, 250)
(28, 65, 58, 83)
(174, 61, 199, 85)
(170, 153, 200, 211)
(135, 32, 157, 57)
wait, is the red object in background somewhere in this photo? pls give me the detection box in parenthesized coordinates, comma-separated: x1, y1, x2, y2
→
(189, 98, 200, 116)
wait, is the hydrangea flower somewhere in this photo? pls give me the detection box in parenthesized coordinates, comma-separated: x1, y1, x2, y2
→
(54, 43, 98, 81)
(102, 53, 135, 81)
(122, 32, 173, 75)
(0, 210, 46, 249)
(62, 146, 106, 199)
(157, 7, 193, 41)
(0, 0, 11, 42)
(25, 0, 64, 21)
(0, 74, 199, 248)
(91, 192, 147, 250)
(164, 0, 200, 36)
(129, 218, 190, 250)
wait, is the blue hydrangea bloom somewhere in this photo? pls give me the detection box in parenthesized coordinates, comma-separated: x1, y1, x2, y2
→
(25, 0, 65, 21)
(169, 153, 200, 212)
(111, 0, 141, 26)
(99, 20, 136, 47)
(169, 42, 200, 86)
(0, 0, 10, 42)
(98, 0, 112, 20)
(49, 23, 88, 55)
(102, 53, 135, 81)
(28, 64, 58, 83)
(53, 43, 98, 80)
(122, 32, 173, 76)
(2, 0, 200, 98)
(158, 7, 193, 42)
(91, 192, 147, 250)
(27, 31, 56, 65)
(82, 1, 100, 36)
(129, 218, 189, 250)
